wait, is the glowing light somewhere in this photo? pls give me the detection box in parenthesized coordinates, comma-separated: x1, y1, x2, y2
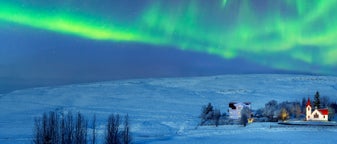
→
(0, 1, 337, 75)
(222, 0, 228, 7)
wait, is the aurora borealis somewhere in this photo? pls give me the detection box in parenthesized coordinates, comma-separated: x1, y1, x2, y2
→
(1, 0, 337, 92)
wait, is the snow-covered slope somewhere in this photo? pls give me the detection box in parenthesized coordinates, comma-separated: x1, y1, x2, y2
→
(1, 74, 337, 144)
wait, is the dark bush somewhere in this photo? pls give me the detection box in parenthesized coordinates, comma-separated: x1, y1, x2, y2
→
(200, 103, 223, 126)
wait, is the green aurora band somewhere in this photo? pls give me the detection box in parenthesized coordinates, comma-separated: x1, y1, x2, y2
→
(1, 0, 337, 75)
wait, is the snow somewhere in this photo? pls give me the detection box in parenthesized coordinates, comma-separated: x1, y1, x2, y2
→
(1, 74, 337, 143)
(279, 121, 337, 126)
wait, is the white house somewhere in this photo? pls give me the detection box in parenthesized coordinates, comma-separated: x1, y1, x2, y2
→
(228, 102, 251, 119)
(306, 98, 328, 121)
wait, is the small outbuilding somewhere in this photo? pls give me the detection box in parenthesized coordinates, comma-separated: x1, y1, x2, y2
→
(228, 102, 251, 119)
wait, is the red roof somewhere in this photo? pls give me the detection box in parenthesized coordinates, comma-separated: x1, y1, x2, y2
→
(306, 97, 311, 107)
(318, 109, 329, 115)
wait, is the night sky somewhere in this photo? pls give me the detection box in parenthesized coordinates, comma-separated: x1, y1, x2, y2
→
(0, 0, 336, 93)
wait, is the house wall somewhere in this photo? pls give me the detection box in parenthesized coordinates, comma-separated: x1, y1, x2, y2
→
(306, 108, 328, 121)
(229, 103, 250, 119)
(306, 106, 312, 120)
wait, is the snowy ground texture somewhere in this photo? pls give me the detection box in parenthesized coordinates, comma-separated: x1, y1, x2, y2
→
(1, 74, 337, 144)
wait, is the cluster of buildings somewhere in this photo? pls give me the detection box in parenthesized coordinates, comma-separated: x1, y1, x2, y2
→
(228, 98, 329, 122)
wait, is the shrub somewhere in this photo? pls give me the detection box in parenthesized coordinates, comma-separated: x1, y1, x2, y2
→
(199, 103, 223, 126)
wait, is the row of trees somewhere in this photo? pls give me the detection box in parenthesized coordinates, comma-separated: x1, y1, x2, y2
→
(259, 100, 302, 121)
(258, 91, 335, 122)
(33, 111, 131, 144)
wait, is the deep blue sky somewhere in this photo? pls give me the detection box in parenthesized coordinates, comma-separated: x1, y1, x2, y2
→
(2, 0, 334, 93)
(0, 23, 287, 93)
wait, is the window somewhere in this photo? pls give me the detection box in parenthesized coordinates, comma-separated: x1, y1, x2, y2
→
(314, 113, 319, 118)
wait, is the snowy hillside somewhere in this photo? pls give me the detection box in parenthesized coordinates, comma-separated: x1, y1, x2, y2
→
(1, 74, 337, 143)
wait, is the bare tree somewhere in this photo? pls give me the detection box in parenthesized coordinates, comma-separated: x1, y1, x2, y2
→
(60, 113, 65, 144)
(33, 118, 43, 144)
(328, 107, 335, 121)
(122, 115, 131, 144)
(92, 114, 96, 144)
(301, 97, 306, 113)
(65, 112, 74, 144)
(105, 114, 120, 144)
(263, 100, 278, 120)
(213, 109, 221, 127)
(240, 107, 250, 127)
(75, 112, 87, 144)
(32, 111, 60, 144)
(294, 104, 302, 119)
(49, 111, 59, 144)
(321, 96, 330, 108)
(104, 114, 132, 144)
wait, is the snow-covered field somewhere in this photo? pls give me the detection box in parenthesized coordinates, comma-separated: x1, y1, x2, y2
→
(1, 74, 337, 144)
